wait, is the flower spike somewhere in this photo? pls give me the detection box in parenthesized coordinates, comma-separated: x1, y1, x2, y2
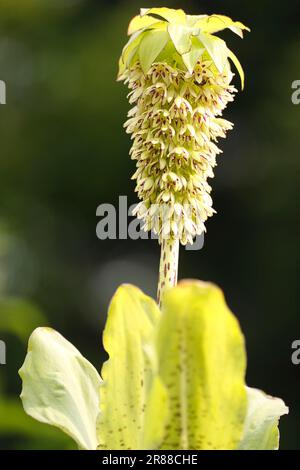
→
(119, 7, 249, 303)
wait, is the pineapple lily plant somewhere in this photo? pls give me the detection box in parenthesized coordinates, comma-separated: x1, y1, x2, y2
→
(19, 8, 288, 450)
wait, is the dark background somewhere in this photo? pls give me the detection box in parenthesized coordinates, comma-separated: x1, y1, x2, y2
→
(0, 0, 299, 450)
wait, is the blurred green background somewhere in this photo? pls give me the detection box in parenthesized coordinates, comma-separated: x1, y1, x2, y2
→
(0, 0, 299, 450)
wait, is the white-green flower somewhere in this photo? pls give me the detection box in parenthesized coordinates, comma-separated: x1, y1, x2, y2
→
(119, 8, 249, 246)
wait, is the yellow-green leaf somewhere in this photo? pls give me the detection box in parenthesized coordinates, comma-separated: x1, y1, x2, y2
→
(228, 48, 245, 89)
(19, 328, 101, 450)
(128, 14, 161, 35)
(197, 32, 228, 72)
(141, 8, 186, 24)
(195, 14, 250, 38)
(97, 284, 161, 450)
(185, 14, 208, 28)
(142, 377, 169, 450)
(118, 30, 145, 78)
(157, 280, 247, 450)
(238, 387, 289, 450)
(168, 24, 194, 56)
(182, 36, 205, 73)
(139, 29, 170, 74)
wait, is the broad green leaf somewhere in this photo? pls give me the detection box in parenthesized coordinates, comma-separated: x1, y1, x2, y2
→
(19, 327, 101, 450)
(228, 48, 245, 89)
(139, 30, 170, 74)
(238, 387, 289, 450)
(195, 14, 250, 38)
(157, 280, 247, 450)
(141, 8, 186, 25)
(97, 284, 161, 450)
(142, 376, 169, 450)
(128, 15, 161, 35)
(182, 36, 205, 73)
(197, 32, 228, 73)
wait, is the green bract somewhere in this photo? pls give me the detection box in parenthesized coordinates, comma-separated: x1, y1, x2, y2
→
(19, 282, 288, 450)
(119, 8, 250, 88)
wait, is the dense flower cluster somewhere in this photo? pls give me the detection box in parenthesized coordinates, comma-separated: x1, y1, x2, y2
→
(122, 59, 236, 244)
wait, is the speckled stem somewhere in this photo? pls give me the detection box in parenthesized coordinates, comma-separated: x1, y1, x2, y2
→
(157, 237, 179, 306)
